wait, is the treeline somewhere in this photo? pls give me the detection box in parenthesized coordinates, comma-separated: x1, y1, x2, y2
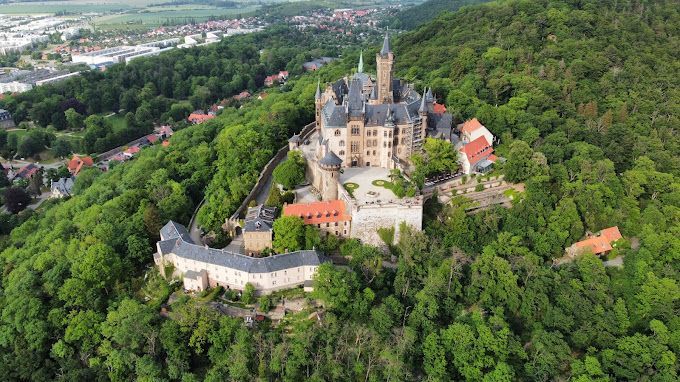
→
(0, 25, 338, 156)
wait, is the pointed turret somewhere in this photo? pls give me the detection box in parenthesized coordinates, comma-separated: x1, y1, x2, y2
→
(385, 104, 395, 127)
(419, 90, 427, 114)
(358, 50, 364, 73)
(315, 78, 321, 100)
(426, 87, 433, 101)
(380, 30, 391, 57)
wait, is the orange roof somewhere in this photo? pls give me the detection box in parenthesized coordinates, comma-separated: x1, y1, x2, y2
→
(460, 118, 484, 135)
(146, 134, 158, 144)
(188, 113, 215, 123)
(68, 155, 94, 175)
(162, 140, 170, 147)
(600, 226, 622, 243)
(571, 226, 622, 256)
(283, 200, 350, 225)
(574, 236, 612, 255)
(460, 136, 493, 166)
(433, 102, 447, 114)
(125, 146, 141, 155)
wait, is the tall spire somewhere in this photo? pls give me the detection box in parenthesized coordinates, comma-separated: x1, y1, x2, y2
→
(380, 29, 391, 57)
(419, 88, 427, 114)
(315, 78, 321, 100)
(358, 50, 364, 73)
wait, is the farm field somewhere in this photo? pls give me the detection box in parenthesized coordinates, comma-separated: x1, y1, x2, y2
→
(92, 5, 260, 29)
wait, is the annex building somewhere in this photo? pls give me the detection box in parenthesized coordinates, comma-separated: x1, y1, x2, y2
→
(154, 221, 327, 293)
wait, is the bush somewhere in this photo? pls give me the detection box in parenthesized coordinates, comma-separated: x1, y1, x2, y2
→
(475, 183, 485, 192)
(242, 282, 255, 304)
(273, 150, 306, 189)
(258, 295, 273, 312)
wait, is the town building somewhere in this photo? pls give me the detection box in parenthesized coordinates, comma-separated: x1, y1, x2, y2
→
(154, 221, 326, 293)
(0, 109, 14, 129)
(566, 226, 623, 257)
(0, 69, 81, 94)
(283, 200, 351, 237)
(71, 43, 176, 65)
(50, 177, 74, 198)
(67, 155, 94, 176)
(243, 205, 277, 256)
(303, 57, 335, 71)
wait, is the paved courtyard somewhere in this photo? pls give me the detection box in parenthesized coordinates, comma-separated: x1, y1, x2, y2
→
(339, 167, 398, 203)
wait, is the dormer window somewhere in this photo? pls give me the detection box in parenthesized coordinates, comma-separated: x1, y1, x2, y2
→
(334, 130, 341, 136)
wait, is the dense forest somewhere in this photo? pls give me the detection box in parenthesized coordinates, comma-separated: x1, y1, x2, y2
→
(389, 0, 491, 29)
(0, 0, 678, 381)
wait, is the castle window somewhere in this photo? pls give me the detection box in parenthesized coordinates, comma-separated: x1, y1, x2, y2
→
(395, 128, 400, 135)
(367, 151, 370, 156)
(351, 142, 359, 153)
(366, 131, 371, 137)
(384, 131, 387, 137)
(389, 131, 392, 138)
(373, 150, 376, 155)
(351, 127, 360, 136)
(334, 130, 341, 136)
(388, 142, 392, 148)
(339, 150, 345, 156)
(383, 142, 386, 148)
(373, 130, 377, 136)
(339, 140, 345, 147)
(373, 139, 377, 146)
(366, 140, 371, 147)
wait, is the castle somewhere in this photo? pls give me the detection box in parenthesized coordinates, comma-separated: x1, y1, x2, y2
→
(286, 32, 455, 245)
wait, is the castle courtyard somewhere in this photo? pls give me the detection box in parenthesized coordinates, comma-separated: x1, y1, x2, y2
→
(339, 167, 399, 204)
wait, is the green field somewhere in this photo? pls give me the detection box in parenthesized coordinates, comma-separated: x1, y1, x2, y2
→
(0, 2, 134, 15)
(92, 5, 260, 29)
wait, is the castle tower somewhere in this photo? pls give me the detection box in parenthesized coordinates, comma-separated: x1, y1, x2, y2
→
(376, 31, 394, 104)
(314, 79, 322, 130)
(318, 151, 342, 200)
(418, 89, 429, 150)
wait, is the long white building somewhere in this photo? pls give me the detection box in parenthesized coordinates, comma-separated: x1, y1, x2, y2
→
(154, 221, 327, 293)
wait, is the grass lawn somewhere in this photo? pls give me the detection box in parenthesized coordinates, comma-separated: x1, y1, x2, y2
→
(343, 182, 359, 197)
(106, 113, 127, 130)
(93, 5, 259, 29)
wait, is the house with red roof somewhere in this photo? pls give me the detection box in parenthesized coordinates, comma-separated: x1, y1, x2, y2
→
(432, 102, 447, 114)
(566, 226, 623, 258)
(67, 155, 94, 176)
(233, 91, 251, 101)
(187, 112, 216, 124)
(146, 134, 159, 144)
(283, 200, 351, 237)
(458, 118, 494, 146)
(458, 136, 497, 174)
(14, 163, 40, 180)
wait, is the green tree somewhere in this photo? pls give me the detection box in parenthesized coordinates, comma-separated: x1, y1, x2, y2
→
(272, 215, 304, 252)
(272, 150, 306, 190)
(3, 186, 31, 213)
(64, 108, 85, 130)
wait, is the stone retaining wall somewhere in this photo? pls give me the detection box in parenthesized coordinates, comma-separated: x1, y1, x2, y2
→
(229, 122, 316, 220)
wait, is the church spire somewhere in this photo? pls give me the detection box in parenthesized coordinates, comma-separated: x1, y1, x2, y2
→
(358, 50, 364, 73)
(380, 29, 391, 57)
(315, 78, 321, 100)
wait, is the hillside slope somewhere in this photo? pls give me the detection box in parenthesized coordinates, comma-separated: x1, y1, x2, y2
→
(395, 0, 679, 174)
(390, 0, 491, 29)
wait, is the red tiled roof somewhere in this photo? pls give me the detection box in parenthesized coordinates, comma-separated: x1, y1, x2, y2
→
(146, 134, 159, 144)
(16, 163, 39, 179)
(188, 113, 215, 124)
(571, 226, 622, 256)
(68, 155, 94, 175)
(574, 236, 612, 255)
(460, 118, 484, 135)
(600, 226, 622, 243)
(460, 136, 493, 166)
(433, 102, 447, 114)
(283, 200, 350, 225)
(125, 146, 141, 155)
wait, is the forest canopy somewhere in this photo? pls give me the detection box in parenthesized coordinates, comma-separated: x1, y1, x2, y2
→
(0, 0, 678, 381)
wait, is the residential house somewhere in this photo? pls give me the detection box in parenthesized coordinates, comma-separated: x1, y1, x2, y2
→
(458, 136, 497, 174)
(188, 111, 216, 124)
(233, 91, 251, 101)
(283, 200, 351, 237)
(566, 226, 623, 257)
(459, 118, 494, 145)
(0, 109, 14, 129)
(303, 57, 335, 71)
(50, 177, 74, 198)
(14, 163, 40, 180)
(67, 155, 94, 176)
